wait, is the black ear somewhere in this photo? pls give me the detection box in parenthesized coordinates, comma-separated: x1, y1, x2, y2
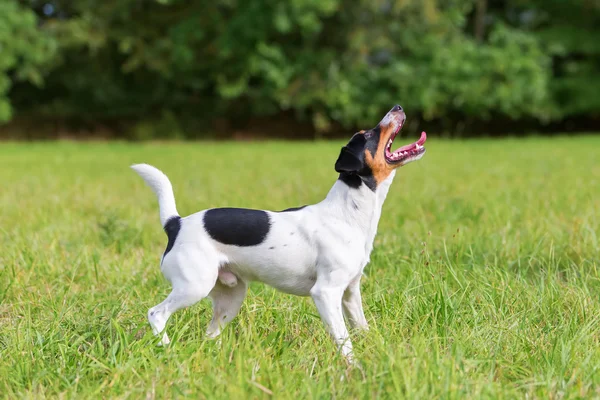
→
(335, 134, 366, 173)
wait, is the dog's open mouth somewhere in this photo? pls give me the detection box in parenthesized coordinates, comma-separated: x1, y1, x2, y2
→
(384, 121, 427, 165)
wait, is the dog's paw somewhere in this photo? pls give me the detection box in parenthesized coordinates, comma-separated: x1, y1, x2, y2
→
(205, 329, 221, 339)
(157, 334, 171, 347)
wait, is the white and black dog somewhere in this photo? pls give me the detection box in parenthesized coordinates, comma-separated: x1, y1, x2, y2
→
(132, 105, 426, 362)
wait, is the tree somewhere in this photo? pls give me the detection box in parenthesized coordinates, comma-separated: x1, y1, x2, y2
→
(5, 0, 599, 137)
(0, 1, 56, 122)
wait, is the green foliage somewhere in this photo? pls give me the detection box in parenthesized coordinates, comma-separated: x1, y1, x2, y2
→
(521, 0, 600, 117)
(1, 138, 600, 396)
(3, 0, 600, 135)
(0, 1, 57, 122)
(419, 24, 552, 120)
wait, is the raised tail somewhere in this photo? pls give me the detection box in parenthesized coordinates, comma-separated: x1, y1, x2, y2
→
(131, 164, 179, 227)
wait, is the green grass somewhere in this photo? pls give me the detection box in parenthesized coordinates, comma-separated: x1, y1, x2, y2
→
(1, 136, 600, 399)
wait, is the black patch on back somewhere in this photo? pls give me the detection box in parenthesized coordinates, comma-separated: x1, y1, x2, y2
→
(203, 208, 270, 246)
(163, 216, 181, 258)
(279, 205, 307, 212)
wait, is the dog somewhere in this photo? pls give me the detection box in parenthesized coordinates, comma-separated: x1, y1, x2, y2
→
(131, 105, 426, 362)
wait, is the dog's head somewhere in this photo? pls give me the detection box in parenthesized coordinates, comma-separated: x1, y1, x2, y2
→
(335, 105, 427, 191)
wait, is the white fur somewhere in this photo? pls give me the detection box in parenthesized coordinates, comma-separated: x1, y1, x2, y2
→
(131, 164, 179, 226)
(132, 163, 398, 362)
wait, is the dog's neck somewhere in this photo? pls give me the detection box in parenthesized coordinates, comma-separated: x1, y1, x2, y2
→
(318, 170, 397, 257)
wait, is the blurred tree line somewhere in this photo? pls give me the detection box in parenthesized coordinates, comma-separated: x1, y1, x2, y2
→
(1, 0, 599, 138)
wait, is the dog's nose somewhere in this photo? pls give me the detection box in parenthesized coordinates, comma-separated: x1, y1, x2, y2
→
(391, 105, 403, 112)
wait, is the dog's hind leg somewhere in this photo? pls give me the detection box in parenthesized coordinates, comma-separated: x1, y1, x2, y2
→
(148, 249, 219, 346)
(206, 277, 247, 339)
(148, 288, 206, 346)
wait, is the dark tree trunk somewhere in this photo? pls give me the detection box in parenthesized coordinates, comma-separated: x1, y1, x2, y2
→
(475, 0, 487, 42)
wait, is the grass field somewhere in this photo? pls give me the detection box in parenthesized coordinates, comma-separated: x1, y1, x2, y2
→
(1, 136, 600, 399)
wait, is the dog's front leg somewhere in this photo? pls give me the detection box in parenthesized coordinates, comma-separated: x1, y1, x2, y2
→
(310, 283, 353, 363)
(342, 275, 369, 331)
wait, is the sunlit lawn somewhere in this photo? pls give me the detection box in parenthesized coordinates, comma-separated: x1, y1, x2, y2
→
(1, 135, 600, 398)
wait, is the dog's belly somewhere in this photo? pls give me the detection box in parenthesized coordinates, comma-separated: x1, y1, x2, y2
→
(212, 215, 319, 296)
(217, 242, 318, 296)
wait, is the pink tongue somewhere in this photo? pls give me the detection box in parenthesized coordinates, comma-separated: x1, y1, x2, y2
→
(394, 131, 427, 152)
